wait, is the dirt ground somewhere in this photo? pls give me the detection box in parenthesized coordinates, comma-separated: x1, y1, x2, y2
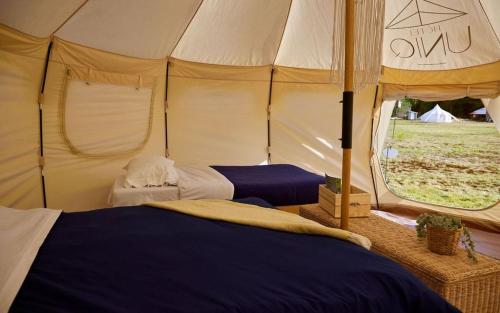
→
(381, 120, 500, 209)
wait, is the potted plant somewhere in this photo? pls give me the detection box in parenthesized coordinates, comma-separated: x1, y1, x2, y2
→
(416, 214, 477, 262)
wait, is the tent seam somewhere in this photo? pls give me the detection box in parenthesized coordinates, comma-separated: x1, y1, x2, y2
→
(50, 0, 89, 36)
(168, 0, 205, 59)
(272, 0, 293, 66)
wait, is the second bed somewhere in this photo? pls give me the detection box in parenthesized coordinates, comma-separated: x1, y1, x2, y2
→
(110, 164, 325, 207)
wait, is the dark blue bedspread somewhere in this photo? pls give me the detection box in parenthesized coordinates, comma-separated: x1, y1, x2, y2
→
(212, 164, 325, 206)
(11, 205, 458, 313)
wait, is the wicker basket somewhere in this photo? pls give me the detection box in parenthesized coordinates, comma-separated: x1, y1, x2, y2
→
(427, 226, 460, 255)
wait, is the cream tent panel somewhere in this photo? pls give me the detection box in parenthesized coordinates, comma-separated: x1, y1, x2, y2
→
(167, 60, 269, 166)
(480, 0, 500, 37)
(172, 0, 291, 66)
(380, 62, 500, 101)
(42, 39, 166, 211)
(270, 68, 376, 197)
(0, 0, 84, 37)
(373, 100, 396, 157)
(63, 81, 154, 156)
(0, 26, 48, 208)
(483, 97, 500, 132)
(56, 0, 202, 59)
(274, 0, 336, 70)
(383, 0, 500, 70)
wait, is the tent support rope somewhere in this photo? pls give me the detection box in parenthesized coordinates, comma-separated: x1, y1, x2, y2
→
(38, 41, 53, 208)
(340, 0, 356, 230)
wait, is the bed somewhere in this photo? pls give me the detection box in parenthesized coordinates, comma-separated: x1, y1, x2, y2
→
(3, 198, 458, 313)
(110, 164, 325, 207)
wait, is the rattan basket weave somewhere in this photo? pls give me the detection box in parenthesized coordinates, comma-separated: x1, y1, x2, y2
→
(427, 226, 460, 255)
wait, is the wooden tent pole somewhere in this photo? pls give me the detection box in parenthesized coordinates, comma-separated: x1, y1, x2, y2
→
(340, 0, 355, 230)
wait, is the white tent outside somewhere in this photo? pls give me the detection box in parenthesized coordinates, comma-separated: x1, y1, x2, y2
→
(470, 107, 487, 115)
(0, 0, 499, 229)
(419, 105, 458, 123)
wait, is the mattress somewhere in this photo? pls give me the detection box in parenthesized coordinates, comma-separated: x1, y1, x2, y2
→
(111, 164, 324, 207)
(11, 202, 458, 313)
(212, 164, 325, 206)
(109, 175, 179, 207)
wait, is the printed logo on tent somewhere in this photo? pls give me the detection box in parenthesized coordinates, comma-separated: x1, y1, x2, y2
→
(386, 0, 466, 30)
(385, 0, 473, 67)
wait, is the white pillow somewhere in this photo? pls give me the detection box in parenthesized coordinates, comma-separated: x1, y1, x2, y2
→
(123, 156, 178, 188)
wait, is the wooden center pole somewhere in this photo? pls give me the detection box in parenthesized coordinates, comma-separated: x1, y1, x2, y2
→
(340, 0, 355, 230)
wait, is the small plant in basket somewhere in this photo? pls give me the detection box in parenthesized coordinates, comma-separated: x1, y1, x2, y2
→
(416, 214, 477, 262)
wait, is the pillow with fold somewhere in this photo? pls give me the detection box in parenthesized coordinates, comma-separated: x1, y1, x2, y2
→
(124, 156, 178, 188)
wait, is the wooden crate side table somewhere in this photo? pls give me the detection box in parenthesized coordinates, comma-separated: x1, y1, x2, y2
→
(299, 204, 500, 313)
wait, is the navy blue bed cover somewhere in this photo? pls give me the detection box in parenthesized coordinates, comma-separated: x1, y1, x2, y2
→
(211, 164, 325, 206)
(11, 201, 458, 313)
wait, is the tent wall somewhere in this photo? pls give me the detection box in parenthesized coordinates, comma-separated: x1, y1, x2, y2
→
(381, 63, 500, 101)
(55, 0, 202, 59)
(270, 67, 377, 198)
(167, 59, 270, 166)
(373, 100, 396, 157)
(41, 39, 166, 211)
(483, 96, 500, 132)
(0, 25, 48, 209)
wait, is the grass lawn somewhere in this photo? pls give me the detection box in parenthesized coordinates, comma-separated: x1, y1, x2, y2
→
(381, 120, 500, 210)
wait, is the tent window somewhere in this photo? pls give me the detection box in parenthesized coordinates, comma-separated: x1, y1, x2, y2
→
(379, 97, 500, 210)
(61, 79, 154, 157)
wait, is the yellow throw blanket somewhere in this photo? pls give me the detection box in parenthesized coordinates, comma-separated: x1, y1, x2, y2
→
(146, 199, 371, 249)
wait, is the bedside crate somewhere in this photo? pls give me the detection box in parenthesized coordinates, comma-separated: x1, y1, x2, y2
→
(318, 184, 370, 218)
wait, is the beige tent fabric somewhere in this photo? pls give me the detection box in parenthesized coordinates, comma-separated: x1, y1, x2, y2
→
(275, 0, 385, 91)
(381, 62, 500, 101)
(270, 67, 377, 199)
(483, 96, 500, 132)
(373, 100, 396, 157)
(275, 0, 338, 70)
(167, 59, 270, 166)
(0, 0, 84, 37)
(0, 25, 48, 209)
(63, 80, 154, 157)
(383, 0, 500, 70)
(381, 62, 500, 85)
(383, 82, 499, 101)
(56, 0, 202, 59)
(42, 39, 166, 211)
(480, 0, 500, 37)
(172, 0, 291, 66)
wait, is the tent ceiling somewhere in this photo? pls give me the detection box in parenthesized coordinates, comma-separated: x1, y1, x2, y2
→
(171, 0, 291, 66)
(0, 0, 85, 37)
(383, 0, 500, 70)
(274, 0, 336, 70)
(56, 0, 202, 59)
(0, 0, 498, 72)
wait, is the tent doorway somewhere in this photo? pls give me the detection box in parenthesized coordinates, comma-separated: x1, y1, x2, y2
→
(378, 97, 500, 210)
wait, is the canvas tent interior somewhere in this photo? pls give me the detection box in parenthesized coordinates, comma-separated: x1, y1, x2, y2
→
(0, 0, 499, 229)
